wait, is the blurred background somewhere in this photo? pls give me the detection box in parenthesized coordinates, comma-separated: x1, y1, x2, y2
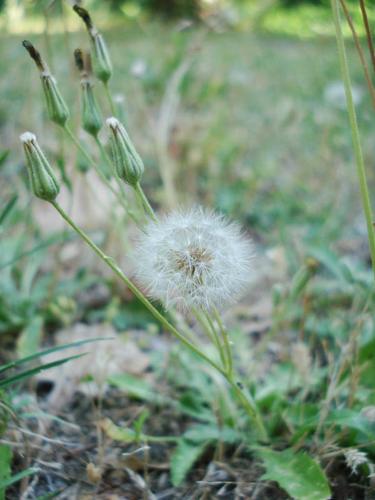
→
(1, 2, 375, 497)
(0, 0, 374, 354)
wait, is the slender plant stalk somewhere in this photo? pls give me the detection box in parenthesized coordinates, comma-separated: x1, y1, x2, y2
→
(63, 124, 139, 222)
(93, 135, 143, 226)
(50, 200, 268, 441)
(199, 309, 227, 369)
(331, 0, 375, 279)
(212, 306, 233, 377)
(339, 0, 375, 108)
(51, 200, 222, 372)
(134, 182, 158, 222)
(103, 82, 116, 116)
(359, 0, 375, 74)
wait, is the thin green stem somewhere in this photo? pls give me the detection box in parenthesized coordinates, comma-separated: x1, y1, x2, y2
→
(212, 307, 233, 377)
(49, 202, 268, 441)
(331, 0, 375, 279)
(63, 123, 94, 166)
(193, 307, 226, 369)
(94, 135, 112, 170)
(134, 182, 158, 222)
(227, 376, 268, 442)
(50, 201, 223, 375)
(103, 81, 116, 116)
(202, 310, 227, 370)
(64, 125, 140, 224)
(94, 136, 145, 228)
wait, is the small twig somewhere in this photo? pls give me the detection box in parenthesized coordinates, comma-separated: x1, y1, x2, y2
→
(338, 0, 375, 109)
(359, 0, 375, 74)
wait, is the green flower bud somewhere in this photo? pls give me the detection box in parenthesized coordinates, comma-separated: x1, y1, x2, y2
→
(81, 78, 102, 136)
(73, 5, 112, 83)
(106, 117, 144, 187)
(91, 33, 112, 83)
(41, 72, 70, 126)
(20, 132, 60, 201)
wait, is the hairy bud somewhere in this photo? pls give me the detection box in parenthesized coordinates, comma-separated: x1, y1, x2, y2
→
(81, 79, 102, 136)
(23, 40, 69, 127)
(106, 117, 144, 187)
(20, 132, 60, 201)
(41, 72, 70, 126)
(75, 49, 102, 137)
(73, 5, 112, 83)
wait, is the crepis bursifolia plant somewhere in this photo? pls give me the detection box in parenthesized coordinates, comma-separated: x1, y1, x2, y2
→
(18, 4, 268, 442)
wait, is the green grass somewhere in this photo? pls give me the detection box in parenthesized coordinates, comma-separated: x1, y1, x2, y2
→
(0, 17, 374, 497)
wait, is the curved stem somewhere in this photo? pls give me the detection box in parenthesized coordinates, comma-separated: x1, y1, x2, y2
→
(103, 81, 116, 116)
(50, 201, 268, 441)
(331, 0, 375, 279)
(50, 201, 223, 375)
(227, 376, 268, 442)
(63, 123, 94, 166)
(193, 307, 226, 369)
(64, 125, 142, 225)
(212, 306, 233, 377)
(134, 182, 158, 222)
(203, 310, 227, 370)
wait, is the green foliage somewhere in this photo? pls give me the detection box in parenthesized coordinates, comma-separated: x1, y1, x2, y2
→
(170, 440, 208, 486)
(256, 447, 331, 500)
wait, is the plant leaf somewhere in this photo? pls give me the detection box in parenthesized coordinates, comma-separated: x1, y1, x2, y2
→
(0, 196, 18, 227)
(0, 467, 38, 493)
(17, 316, 44, 359)
(170, 439, 208, 487)
(0, 445, 12, 500)
(108, 373, 169, 405)
(0, 354, 85, 389)
(256, 447, 331, 500)
(0, 337, 111, 375)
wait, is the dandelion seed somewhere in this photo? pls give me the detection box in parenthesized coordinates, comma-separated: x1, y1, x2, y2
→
(133, 207, 254, 310)
(345, 449, 368, 475)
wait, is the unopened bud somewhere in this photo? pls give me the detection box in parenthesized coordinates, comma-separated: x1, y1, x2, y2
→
(41, 72, 70, 126)
(91, 33, 112, 83)
(81, 79, 102, 136)
(106, 117, 144, 187)
(20, 132, 60, 201)
(73, 5, 112, 83)
(23, 40, 69, 127)
(74, 49, 102, 137)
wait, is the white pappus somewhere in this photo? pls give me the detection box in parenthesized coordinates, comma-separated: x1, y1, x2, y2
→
(132, 207, 254, 311)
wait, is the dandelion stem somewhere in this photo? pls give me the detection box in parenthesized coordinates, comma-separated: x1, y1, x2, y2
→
(195, 308, 227, 369)
(103, 81, 116, 116)
(212, 307, 233, 377)
(50, 201, 268, 441)
(331, 0, 375, 279)
(134, 182, 158, 222)
(227, 376, 268, 442)
(50, 201, 223, 373)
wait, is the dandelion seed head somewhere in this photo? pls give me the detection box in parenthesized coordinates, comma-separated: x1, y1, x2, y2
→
(133, 207, 254, 310)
